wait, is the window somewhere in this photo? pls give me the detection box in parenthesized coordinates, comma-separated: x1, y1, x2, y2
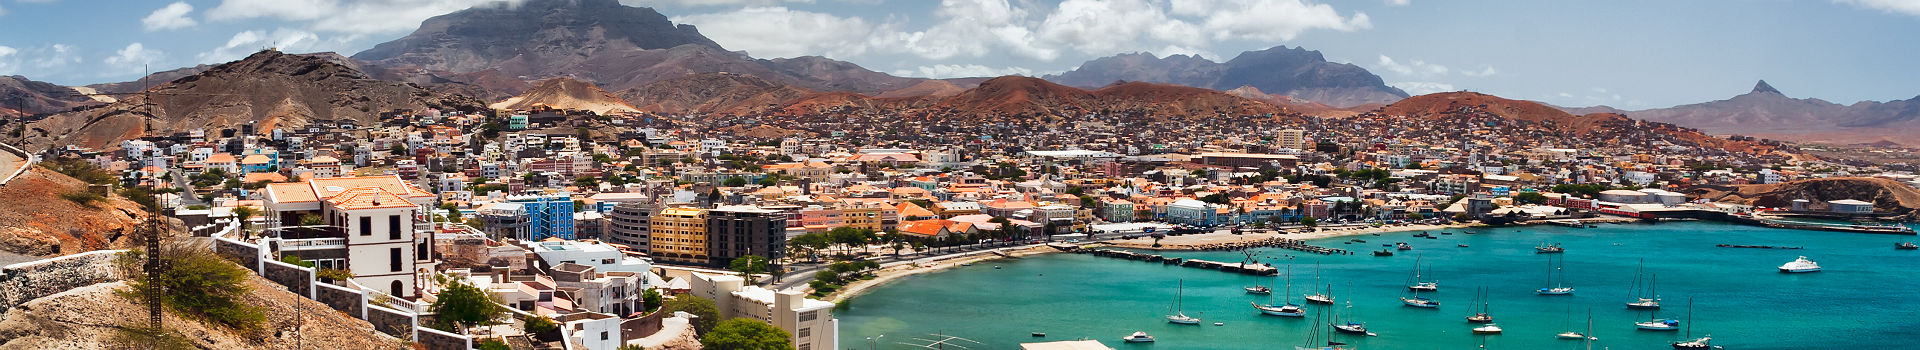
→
(798, 327, 811, 338)
(359, 216, 372, 235)
(798, 311, 818, 322)
(600, 332, 608, 341)
(389, 215, 402, 240)
(391, 280, 404, 297)
(390, 248, 402, 272)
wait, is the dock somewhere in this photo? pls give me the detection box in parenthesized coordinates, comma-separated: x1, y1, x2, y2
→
(1078, 249, 1280, 276)
(1148, 237, 1351, 255)
(1758, 218, 1916, 235)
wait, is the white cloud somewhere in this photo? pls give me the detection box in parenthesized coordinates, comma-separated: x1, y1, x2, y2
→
(1376, 54, 1447, 77)
(143, 2, 198, 31)
(1835, 0, 1920, 16)
(892, 64, 1034, 78)
(1390, 82, 1455, 96)
(1387, 0, 1411, 6)
(1557, 92, 1574, 98)
(0, 4, 8, 16)
(671, 7, 883, 58)
(208, 0, 527, 35)
(0, 44, 83, 75)
(1461, 65, 1497, 77)
(621, 0, 814, 6)
(0, 46, 16, 75)
(103, 43, 165, 76)
(34, 44, 80, 69)
(1176, 0, 1372, 41)
(198, 29, 324, 63)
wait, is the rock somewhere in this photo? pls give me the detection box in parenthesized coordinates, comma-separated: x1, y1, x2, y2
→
(0, 275, 406, 349)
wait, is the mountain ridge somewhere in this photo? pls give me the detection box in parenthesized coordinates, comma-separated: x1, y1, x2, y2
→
(1043, 46, 1408, 108)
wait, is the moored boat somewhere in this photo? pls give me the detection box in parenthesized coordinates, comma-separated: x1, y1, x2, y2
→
(1471, 323, 1503, 334)
(1535, 242, 1565, 254)
(1123, 331, 1155, 343)
(1898, 242, 1919, 250)
(1167, 279, 1202, 325)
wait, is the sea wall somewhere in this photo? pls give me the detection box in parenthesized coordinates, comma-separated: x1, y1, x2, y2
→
(0, 250, 126, 312)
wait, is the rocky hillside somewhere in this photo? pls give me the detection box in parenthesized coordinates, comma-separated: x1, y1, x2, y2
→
(755, 76, 1284, 119)
(1592, 80, 1920, 144)
(354, 0, 929, 96)
(491, 78, 639, 115)
(19, 50, 485, 150)
(619, 72, 813, 115)
(0, 278, 402, 349)
(1, 76, 101, 118)
(1687, 177, 1920, 218)
(1043, 46, 1409, 107)
(0, 165, 149, 256)
(1378, 92, 1780, 154)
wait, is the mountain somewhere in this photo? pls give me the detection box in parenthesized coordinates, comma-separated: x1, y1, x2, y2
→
(19, 50, 485, 150)
(491, 78, 639, 115)
(0, 76, 102, 118)
(1378, 91, 1776, 154)
(0, 164, 150, 256)
(618, 72, 812, 115)
(1590, 80, 1920, 144)
(82, 64, 214, 95)
(1043, 46, 1409, 107)
(755, 75, 1285, 119)
(353, 0, 929, 97)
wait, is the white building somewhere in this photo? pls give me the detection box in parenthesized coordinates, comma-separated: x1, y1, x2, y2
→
(529, 240, 656, 275)
(689, 274, 838, 350)
(262, 175, 438, 298)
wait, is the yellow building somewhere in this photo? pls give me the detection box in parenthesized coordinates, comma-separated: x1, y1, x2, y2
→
(652, 207, 710, 265)
(838, 203, 884, 232)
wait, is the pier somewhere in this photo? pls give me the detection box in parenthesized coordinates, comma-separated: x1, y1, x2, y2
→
(1143, 237, 1351, 255)
(1078, 249, 1280, 276)
(1758, 218, 1916, 235)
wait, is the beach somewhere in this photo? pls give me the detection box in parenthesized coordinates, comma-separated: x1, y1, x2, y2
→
(822, 244, 1060, 303)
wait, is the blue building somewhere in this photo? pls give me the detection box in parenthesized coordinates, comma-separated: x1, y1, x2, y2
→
(1165, 199, 1223, 227)
(509, 193, 575, 240)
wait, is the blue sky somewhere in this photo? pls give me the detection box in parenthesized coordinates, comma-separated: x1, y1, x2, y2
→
(1, 0, 1917, 109)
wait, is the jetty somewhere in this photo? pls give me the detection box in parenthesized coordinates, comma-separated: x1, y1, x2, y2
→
(1758, 218, 1916, 235)
(1078, 249, 1280, 276)
(1142, 237, 1351, 255)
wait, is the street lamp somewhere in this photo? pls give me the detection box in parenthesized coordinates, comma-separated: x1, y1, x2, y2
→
(867, 334, 884, 350)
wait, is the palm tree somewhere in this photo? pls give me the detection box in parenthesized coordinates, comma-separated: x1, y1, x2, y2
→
(232, 206, 257, 237)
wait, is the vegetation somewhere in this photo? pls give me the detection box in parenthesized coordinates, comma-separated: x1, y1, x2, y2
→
(476, 339, 511, 350)
(429, 281, 504, 332)
(807, 260, 880, 297)
(700, 318, 795, 350)
(60, 190, 105, 207)
(1513, 191, 1549, 205)
(41, 158, 117, 185)
(664, 295, 721, 335)
(524, 315, 560, 334)
(117, 243, 266, 333)
(641, 288, 663, 312)
(728, 254, 770, 284)
(1552, 183, 1610, 198)
(110, 326, 195, 350)
(1301, 216, 1319, 227)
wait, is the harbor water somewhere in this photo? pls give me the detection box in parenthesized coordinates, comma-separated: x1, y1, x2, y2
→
(836, 221, 1920, 349)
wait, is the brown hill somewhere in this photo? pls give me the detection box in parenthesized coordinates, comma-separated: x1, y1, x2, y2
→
(19, 50, 485, 150)
(0, 165, 150, 257)
(1378, 92, 1778, 154)
(931, 76, 1097, 116)
(1687, 177, 1920, 219)
(491, 78, 639, 115)
(751, 75, 1286, 119)
(876, 80, 967, 99)
(619, 73, 812, 115)
(1090, 81, 1287, 118)
(1224, 85, 1360, 118)
(1, 76, 102, 118)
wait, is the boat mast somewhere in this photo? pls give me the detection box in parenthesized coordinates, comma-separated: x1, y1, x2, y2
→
(1284, 264, 1294, 304)
(1684, 298, 1694, 338)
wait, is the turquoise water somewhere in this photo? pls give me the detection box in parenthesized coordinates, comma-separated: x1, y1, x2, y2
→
(837, 222, 1920, 349)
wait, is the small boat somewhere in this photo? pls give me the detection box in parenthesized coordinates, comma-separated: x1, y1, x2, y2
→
(1672, 336, 1715, 349)
(1457, 244, 1470, 248)
(993, 266, 1002, 269)
(1123, 331, 1155, 343)
(1031, 332, 1045, 337)
(1245, 285, 1273, 295)
(1331, 284, 1374, 336)
(1626, 261, 1662, 310)
(1536, 253, 1575, 295)
(1555, 331, 1592, 340)
(1396, 242, 1414, 251)
(1407, 281, 1437, 291)
(1558, 305, 1597, 341)
(1168, 279, 1203, 325)
(1401, 296, 1440, 308)
(1440, 232, 1453, 235)
(960, 263, 973, 266)
(1636, 319, 1680, 331)
(1214, 322, 1224, 326)
(1465, 287, 1493, 323)
(1471, 323, 1503, 334)
(1778, 256, 1821, 273)
(1255, 265, 1307, 317)
(1373, 249, 1393, 256)
(1898, 242, 1919, 250)
(1405, 255, 1438, 291)
(1304, 264, 1335, 304)
(1535, 242, 1565, 254)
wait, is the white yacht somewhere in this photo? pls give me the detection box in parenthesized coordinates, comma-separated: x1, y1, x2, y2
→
(1123, 331, 1156, 343)
(1778, 256, 1821, 273)
(1472, 323, 1504, 334)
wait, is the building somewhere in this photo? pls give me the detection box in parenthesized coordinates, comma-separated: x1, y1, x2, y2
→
(508, 193, 576, 241)
(706, 206, 788, 267)
(689, 274, 837, 350)
(1164, 199, 1223, 226)
(548, 263, 645, 318)
(1276, 129, 1306, 150)
(1829, 199, 1875, 214)
(650, 207, 708, 266)
(261, 175, 436, 298)
(1195, 152, 1299, 169)
(475, 202, 531, 241)
(606, 202, 654, 251)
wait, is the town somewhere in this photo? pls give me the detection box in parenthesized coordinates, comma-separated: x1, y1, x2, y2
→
(5, 90, 1916, 350)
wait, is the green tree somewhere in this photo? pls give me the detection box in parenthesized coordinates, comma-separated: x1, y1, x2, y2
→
(788, 233, 830, 263)
(664, 295, 721, 335)
(1301, 216, 1319, 227)
(476, 340, 511, 350)
(429, 281, 503, 332)
(723, 177, 748, 187)
(232, 206, 257, 234)
(524, 315, 559, 334)
(701, 318, 795, 350)
(642, 288, 664, 312)
(1513, 192, 1549, 205)
(119, 244, 265, 332)
(729, 255, 770, 284)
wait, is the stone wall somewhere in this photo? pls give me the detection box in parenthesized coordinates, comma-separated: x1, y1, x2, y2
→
(260, 259, 313, 298)
(622, 308, 668, 341)
(315, 282, 365, 316)
(416, 326, 472, 350)
(0, 250, 126, 311)
(213, 237, 260, 273)
(365, 304, 415, 338)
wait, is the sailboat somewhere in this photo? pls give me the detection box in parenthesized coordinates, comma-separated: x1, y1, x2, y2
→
(1304, 263, 1335, 304)
(1556, 307, 1597, 340)
(1297, 296, 1355, 350)
(1167, 279, 1202, 325)
(1332, 283, 1375, 336)
(1251, 263, 1313, 315)
(1626, 261, 1661, 310)
(1246, 284, 1273, 295)
(1671, 298, 1717, 349)
(1537, 253, 1574, 295)
(1464, 287, 1493, 323)
(1634, 298, 1681, 331)
(1405, 254, 1438, 291)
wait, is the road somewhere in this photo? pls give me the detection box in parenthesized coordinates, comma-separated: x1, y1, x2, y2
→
(0, 143, 26, 185)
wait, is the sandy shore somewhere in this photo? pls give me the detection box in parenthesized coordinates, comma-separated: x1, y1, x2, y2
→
(823, 244, 1060, 303)
(1103, 223, 1478, 250)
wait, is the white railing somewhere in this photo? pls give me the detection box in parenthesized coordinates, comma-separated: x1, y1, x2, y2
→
(0, 142, 34, 186)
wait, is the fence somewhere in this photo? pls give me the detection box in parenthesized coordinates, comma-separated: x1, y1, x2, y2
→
(0, 142, 35, 186)
(212, 230, 473, 349)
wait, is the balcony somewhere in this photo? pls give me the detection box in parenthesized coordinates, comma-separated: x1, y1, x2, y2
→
(278, 237, 347, 251)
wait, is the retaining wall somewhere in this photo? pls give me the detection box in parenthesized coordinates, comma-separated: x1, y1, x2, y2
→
(366, 304, 416, 338)
(261, 259, 313, 298)
(0, 250, 127, 311)
(417, 327, 473, 350)
(315, 282, 366, 316)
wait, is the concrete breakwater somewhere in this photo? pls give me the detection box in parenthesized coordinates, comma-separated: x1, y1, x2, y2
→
(1152, 237, 1351, 255)
(1078, 249, 1280, 276)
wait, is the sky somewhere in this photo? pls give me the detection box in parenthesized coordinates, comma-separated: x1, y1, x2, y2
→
(1, 0, 1918, 109)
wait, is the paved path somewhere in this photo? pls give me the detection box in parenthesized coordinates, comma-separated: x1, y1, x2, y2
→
(0, 143, 25, 185)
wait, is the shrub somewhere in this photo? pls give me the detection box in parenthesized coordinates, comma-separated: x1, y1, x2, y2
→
(663, 295, 720, 335)
(525, 315, 560, 334)
(61, 190, 105, 207)
(476, 339, 511, 350)
(118, 244, 266, 333)
(430, 281, 503, 331)
(701, 318, 794, 350)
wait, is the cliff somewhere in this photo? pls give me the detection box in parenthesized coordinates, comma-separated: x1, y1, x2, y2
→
(1687, 177, 1920, 218)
